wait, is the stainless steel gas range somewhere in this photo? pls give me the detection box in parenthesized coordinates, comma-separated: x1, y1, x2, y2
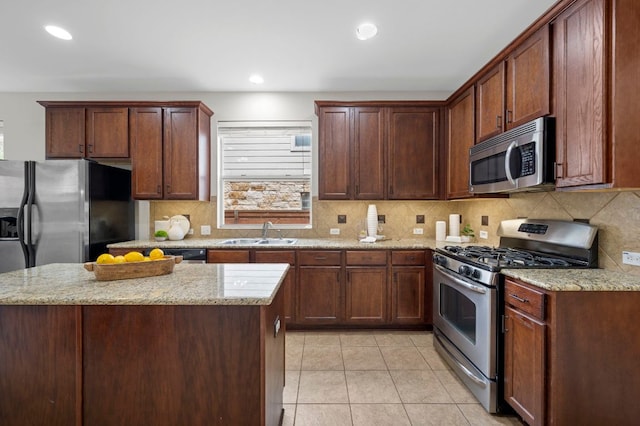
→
(432, 219, 598, 413)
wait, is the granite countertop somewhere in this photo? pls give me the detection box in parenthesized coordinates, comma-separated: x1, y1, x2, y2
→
(108, 237, 441, 250)
(502, 268, 640, 291)
(0, 263, 289, 305)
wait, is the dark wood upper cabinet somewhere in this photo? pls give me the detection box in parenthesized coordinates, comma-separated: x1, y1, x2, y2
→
(316, 106, 351, 199)
(446, 87, 475, 199)
(553, 0, 640, 190)
(316, 101, 441, 201)
(130, 107, 164, 199)
(505, 26, 550, 130)
(475, 26, 550, 143)
(387, 107, 440, 199)
(42, 105, 128, 159)
(353, 107, 385, 199)
(475, 63, 505, 142)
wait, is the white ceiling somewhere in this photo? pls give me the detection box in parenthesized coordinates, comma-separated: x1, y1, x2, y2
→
(1, 0, 558, 94)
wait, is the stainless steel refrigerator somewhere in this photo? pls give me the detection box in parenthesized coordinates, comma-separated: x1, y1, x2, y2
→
(0, 159, 134, 273)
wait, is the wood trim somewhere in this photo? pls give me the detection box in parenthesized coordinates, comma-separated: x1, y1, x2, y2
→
(38, 100, 214, 116)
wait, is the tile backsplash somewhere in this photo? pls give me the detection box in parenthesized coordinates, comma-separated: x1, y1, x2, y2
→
(150, 190, 640, 276)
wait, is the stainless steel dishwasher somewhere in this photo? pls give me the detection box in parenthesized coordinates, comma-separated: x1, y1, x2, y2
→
(144, 248, 206, 264)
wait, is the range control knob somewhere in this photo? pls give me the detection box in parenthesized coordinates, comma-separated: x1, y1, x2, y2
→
(458, 265, 471, 275)
(472, 269, 482, 279)
(433, 255, 448, 267)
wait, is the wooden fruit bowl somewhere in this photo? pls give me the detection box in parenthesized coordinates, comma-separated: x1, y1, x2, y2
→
(84, 255, 183, 281)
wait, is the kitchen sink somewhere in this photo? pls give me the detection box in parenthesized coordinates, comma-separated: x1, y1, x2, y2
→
(220, 238, 297, 246)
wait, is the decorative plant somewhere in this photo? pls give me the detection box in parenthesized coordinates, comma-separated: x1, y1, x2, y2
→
(461, 224, 475, 237)
(154, 230, 168, 238)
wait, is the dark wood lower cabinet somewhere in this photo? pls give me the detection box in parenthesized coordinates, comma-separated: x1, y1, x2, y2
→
(298, 266, 341, 324)
(0, 287, 285, 426)
(345, 266, 388, 324)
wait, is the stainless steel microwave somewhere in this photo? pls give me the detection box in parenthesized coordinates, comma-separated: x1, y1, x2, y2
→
(469, 117, 555, 194)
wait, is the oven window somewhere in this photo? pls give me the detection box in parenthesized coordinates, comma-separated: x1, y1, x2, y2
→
(440, 283, 476, 344)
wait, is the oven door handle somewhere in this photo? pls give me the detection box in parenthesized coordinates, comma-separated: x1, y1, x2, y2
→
(505, 140, 518, 185)
(434, 332, 487, 388)
(434, 265, 487, 294)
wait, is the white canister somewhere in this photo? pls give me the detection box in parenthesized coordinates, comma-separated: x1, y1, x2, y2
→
(449, 214, 461, 237)
(367, 204, 378, 237)
(435, 221, 447, 241)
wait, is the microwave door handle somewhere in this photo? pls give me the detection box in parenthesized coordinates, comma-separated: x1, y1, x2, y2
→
(505, 141, 518, 185)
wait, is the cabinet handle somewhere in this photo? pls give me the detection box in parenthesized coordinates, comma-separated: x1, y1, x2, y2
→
(166, 184, 171, 193)
(502, 315, 508, 333)
(157, 185, 161, 194)
(506, 110, 513, 124)
(78, 144, 84, 153)
(88, 144, 93, 153)
(555, 162, 563, 179)
(509, 293, 528, 303)
(496, 115, 502, 129)
(355, 185, 359, 194)
(314, 256, 327, 261)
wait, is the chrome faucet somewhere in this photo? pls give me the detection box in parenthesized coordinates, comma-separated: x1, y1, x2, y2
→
(261, 221, 273, 239)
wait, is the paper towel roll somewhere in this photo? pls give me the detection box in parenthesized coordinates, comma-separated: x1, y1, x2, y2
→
(436, 221, 447, 241)
(367, 204, 378, 237)
(449, 214, 461, 237)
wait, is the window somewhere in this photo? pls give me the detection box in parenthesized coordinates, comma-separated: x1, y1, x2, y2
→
(218, 121, 312, 228)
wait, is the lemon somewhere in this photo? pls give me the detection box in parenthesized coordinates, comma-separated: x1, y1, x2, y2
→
(124, 251, 145, 263)
(113, 255, 126, 264)
(96, 253, 115, 264)
(143, 256, 151, 261)
(149, 248, 164, 260)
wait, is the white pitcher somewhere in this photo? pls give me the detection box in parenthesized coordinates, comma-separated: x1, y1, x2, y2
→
(168, 219, 185, 241)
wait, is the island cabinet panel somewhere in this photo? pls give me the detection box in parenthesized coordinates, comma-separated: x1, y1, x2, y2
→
(0, 305, 79, 426)
(255, 250, 296, 323)
(83, 299, 284, 426)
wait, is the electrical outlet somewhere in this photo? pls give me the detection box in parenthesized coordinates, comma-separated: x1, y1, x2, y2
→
(330, 228, 340, 235)
(413, 228, 424, 235)
(337, 215, 347, 224)
(622, 251, 640, 266)
(416, 215, 425, 224)
(200, 225, 211, 236)
(188, 228, 194, 235)
(378, 215, 385, 224)
(479, 230, 488, 239)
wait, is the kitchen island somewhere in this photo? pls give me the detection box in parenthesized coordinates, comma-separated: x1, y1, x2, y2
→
(0, 262, 288, 426)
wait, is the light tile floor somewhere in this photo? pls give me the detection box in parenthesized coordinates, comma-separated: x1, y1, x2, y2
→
(283, 330, 523, 426)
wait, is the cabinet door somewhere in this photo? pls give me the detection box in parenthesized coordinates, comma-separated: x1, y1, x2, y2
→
(45, 107, 85, 158)
(345, 267, 387, 324)
(476, 63, 505, 142)
(505, 26, 550, 130)
(446, 87, 475, 199)
(391, 266, 425, 324)
(164, 107, 199, 199)
(317, 106, 352, 199)
(298, 266, 341, 324)
(130, 107, 164, 199)
(86, 107, 130, 158)
(554, 0, 606, 188)
(504, 305, 545, 426)
(255, 250, 296, 323)
(387, 107, 439, 199)
(353, 107, 385, 199)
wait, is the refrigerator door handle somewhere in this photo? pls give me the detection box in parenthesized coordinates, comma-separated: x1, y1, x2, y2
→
(17, 162, 31, 266)
(25, 162, 38, 267)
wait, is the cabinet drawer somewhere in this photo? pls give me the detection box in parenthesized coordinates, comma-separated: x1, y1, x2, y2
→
(254, 250, 295, 265)
(505, 279, 545, 321)
(391, 250, 425, 265)
(298, 251, 341, 266)
(207, 250, 251, 263)
(346, 250, 387, 266)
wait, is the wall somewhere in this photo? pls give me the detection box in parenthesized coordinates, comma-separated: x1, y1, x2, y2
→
(150, 190, 640, 276)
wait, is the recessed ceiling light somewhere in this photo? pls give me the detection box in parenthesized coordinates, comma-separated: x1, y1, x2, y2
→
(45, 25, 72, 41)
(356, 22, 378, 41)
(249, 74, 264, 85)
